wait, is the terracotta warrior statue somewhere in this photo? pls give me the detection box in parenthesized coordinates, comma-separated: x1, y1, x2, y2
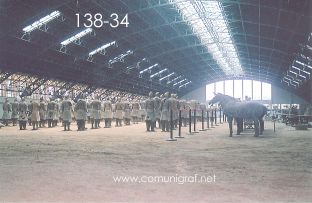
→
(144, 92, 155, 132)
(18, 97, 28, 130)
(103, 98, 113, 128)
(160, 92, 170, 132)
(61, 95, 73, 131)
(90, 95, 102, 129)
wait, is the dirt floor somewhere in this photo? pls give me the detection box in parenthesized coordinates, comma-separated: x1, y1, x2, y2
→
(0, 120, 311, 202)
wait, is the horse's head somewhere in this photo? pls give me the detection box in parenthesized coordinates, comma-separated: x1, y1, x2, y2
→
(209, 93, 223, 105)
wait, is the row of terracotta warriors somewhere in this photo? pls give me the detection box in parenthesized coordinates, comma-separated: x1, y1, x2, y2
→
(1, 93, 219, 130)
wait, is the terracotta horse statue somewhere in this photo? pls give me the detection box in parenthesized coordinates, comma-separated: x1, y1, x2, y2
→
(209, 93, 267, 137)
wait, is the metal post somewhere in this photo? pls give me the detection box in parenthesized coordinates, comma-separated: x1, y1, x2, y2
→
(207, 110, 210, 129)
(167, 110, 177, 141)
(211, 110, 214, 128)
(200, 110, 206, 131)
(188, 109, 192, 135)
(175, 110, 184, 138)
(219, 108, 222, 123)
(214, 109, 218, 126)
(274, 119, 276, 133)
(193, 109, 199, 133)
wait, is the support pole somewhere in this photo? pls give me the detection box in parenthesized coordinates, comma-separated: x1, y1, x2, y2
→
(274, 119, 276, 133)
(188, 109, 192, 135)
(214, 108, 218, 126)
(200, 110, 206, 131)
(219, 108, 222, 123)
(211, 109, 214, 128)
(167, 110, 177, 141)
(207, 110, 210, 129)
(193, 109, 199, 133)
(175, 110, 184, 138)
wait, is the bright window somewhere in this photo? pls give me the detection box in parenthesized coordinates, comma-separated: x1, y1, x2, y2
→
(224, 80, 233, 97)
(215, 81, 224, 94)
(243, 80, 252, 100)
(262, 82, 271, 100)
(233, 80, 242, 100)
(206, 83, 215, 101)
(206, 80, 271, 102)
(253, 80, 262, 100)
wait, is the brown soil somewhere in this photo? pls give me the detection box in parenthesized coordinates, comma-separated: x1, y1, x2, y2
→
(0, 121, 311, 202)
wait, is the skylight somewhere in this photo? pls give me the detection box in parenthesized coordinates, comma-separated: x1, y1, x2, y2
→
(179, 81, 191, 88)
(150, 68, 167, 78)
(109, 50, 133, 65)
(172, 0, 243, 76)
(23, 10, 61, 33)
(160, 72, 175, 81)
(139, 63, 158, 74)
(61, 28, 93, 46)
(173, 79, 187, 86)
(89, 41, 117, 56)
(167, 76, 182, 84)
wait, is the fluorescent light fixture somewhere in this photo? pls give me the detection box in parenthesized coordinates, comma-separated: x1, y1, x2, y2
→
(172, 0, 244, 76)
(179, 81, 191, 88)
(159, 72, 175, 81)
(282, 79, 289, 86)
(285, 75, 294, 81)
(89, 41, 116, 56)
(289, 70, 297, 75)
(173, 79, 186, 86)
(167, 76, 181, 84)
(61, 28, 92, 46)
(286, 74, 302, 83)
(284, 76, 297, 87)
(292, 65, 310, 75)
(295, 60, 312, 70)
(292, 80, 300, 85)
(109, 50, 133, 64)
(23, 11, 61, 33)
(139, 63, 158, 74)
(150, 68, 167, 78)
(288, 70, 306, 80)
(283, 77, 291, 82)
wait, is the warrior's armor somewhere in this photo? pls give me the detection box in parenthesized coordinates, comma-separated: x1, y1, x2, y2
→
(75, 99, 88, 131)
(179, 100, 189, 127)
(47, 100, 58, 127)
(31, 101, 40, 130)
(61, 96, 73, 131)
(2, 99, 11, 126)
(90, 98, 102, 129)
(139, 102, 146, 121)
(131, 101, 140, 124)
(123, 101, 131, 125)
(39, 99, 47, 127)
(114, 100, 123, 126)
(160, 93, 170, 132)
(145, 92, 155, 132)
(18, 99, 28, 130)
(103, 99, 113, 127)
